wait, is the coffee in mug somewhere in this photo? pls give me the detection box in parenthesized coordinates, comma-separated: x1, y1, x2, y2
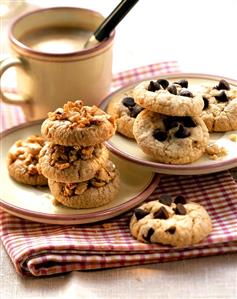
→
(0, 7, 115, 121)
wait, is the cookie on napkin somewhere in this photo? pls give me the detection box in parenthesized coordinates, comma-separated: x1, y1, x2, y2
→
(130, 194, 212, 247)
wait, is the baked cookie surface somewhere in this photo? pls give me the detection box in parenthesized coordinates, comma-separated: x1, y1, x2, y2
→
(133, 79, 204, 116)
(200, 79, 237, 132)
(130, 194, 212, 247)
(7, 135, 48, 186)
(41, 100, 116, 146)
(133, 109, 209, 164)
(107, 93, 143, 138)
(39, 142, 109, 183)
(48, 160, 120, 209)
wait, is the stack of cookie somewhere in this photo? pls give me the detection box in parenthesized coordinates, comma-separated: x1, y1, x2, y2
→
(132, 79, 210, 164)
(39, 100, 120, 209)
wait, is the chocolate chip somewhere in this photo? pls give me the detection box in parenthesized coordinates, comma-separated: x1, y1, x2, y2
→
(122, 96, 135, 108)
(215, 79, 230, 91)
(174, 203, 187, 215)
(157, 78, 169, 89)
(165, 226, 176, 234)
(179, 89, 193, 98)
(181, 116, 196, 128)
(153, 129, 167, 141)
(134, 208, 149, 220)
(174, 195, 187, 204)
(143, 227, 154, 242)
(163, 116, 179, 130)
(129, 105, 143, 118)
(167, 84, 177, 95)
(203, 96, 209, 109)
(153, 206, 169, 219)
(148, 81, 160, 92)
(159, 194, 173, 206)
(174, 125, 190, 138)
(174, 79, 188, 88)
(215, 91, 229, 102)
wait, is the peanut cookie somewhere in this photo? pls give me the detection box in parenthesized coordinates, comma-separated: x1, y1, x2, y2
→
(107, 93, 143, 138)
(200, 79, 237, 132)
(133, 79, 204, 116)
(48, 160, 120, 209)
(41, 100, 116, 146)
(133, 109, 209, 164)
(7, 135, 48, 186)
(130, 194, 212, 247)
(39, 142, 109, 183)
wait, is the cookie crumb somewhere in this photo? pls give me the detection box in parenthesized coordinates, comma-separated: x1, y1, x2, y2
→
(229, 134, 237, 142)
(206, 143, 227, 160)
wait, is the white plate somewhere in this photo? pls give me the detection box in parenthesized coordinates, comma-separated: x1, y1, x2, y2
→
(0, 121, 159, 225)
(100, 73, 237, 175)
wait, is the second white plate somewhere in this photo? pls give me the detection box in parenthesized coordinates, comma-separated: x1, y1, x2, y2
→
(100, 73, 237, 175)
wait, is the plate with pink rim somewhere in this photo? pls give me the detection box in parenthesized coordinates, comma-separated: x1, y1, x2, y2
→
(100, 73, 237, 175)
(0, 120, 160, 225)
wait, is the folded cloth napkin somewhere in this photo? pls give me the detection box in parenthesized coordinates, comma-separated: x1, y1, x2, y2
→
(1, 61, 237, 277)
(0, 171, 237, 276)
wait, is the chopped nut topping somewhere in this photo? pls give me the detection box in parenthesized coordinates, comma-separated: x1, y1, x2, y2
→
(48, 100, 115, 128)
(47, 143, 103, 169)
(62, 161, 117, 196)
(8, 135, 45, 175)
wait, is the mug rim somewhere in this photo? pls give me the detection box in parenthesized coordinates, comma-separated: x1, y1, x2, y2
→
(9, 6, 115, 60)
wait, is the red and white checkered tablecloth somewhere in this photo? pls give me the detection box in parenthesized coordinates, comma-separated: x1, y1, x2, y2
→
(0, 61, 237, 277)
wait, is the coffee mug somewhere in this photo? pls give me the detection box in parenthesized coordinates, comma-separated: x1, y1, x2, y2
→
(0, 7, 115, 121)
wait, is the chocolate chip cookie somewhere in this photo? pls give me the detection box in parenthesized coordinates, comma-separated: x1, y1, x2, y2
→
(7, 135, 48, 186)
(39, 142, 109, 183)
(133, 79, 204, 116)
(49, 160, 120, 209)
(130, 194, 212, 247)
(133, 109, 209, 164)
(41, 100, 116, 146)
(107, 93, 143, 138)
(200, 79, 237, 132)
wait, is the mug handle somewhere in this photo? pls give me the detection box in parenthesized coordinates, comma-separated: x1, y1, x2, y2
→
(0, 56, 31, 104)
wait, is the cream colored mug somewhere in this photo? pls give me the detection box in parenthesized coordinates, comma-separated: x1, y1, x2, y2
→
(0, 7, 115, 121)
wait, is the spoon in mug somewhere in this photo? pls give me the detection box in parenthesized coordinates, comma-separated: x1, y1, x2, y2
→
(84, 0, 139, 49)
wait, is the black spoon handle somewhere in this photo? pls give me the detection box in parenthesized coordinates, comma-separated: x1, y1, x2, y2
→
(94, 0, 139, 42)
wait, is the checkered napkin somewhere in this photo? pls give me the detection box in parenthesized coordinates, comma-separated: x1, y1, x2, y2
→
(0, 172, 237, 276)
(1, 61, 237, 277)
